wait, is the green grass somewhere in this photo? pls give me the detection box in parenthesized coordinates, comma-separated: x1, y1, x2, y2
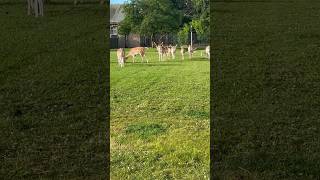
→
(110, 49, 210, 179)
(212, 1, 320, 179)
(0, 2, 108, 178)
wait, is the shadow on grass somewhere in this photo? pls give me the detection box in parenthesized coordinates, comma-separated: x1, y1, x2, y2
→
(190, 59, 210, 61)
(212, 9, 235, 14)
(123, 63, 182, 67)
(144, 63, 182, 67)
(111, 61, 183, 67)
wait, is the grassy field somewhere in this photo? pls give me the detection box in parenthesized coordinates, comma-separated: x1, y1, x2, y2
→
(110, 49, 210, 179)
(212, 1, 320, 179)
(0, 1, 108, 178)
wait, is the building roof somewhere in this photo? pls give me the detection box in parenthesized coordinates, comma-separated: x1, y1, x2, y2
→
(110, 4, 125, 24)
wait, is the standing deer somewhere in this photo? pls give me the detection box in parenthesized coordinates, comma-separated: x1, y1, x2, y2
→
(180, 45, 187, 60)
(188, 45, 193, 59)
(169, 44, 177, 59)
(205, 46, 210, 59)
(163, 46, 170, 59)
(117, 48, 125, 68)
(125, 47, 148, 63)
(188, 45, 197, 59)
(154, 42, 164, 62)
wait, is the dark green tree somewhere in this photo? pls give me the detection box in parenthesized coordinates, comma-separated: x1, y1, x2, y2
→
(119, 0, 209, 45)
(119, 0, 182, 43)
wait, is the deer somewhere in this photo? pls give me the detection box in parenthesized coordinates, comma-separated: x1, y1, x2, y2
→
(180, 45, 187, 60)
(154, 42, 165, 62)
(169, 44, 177, 59)
(163, 46, 171, 59)
(188, 45, 197, 59)
(117, 48, 125, 67)
(164, 45, 171, 58)
(205, 45, 210, 59)
(125, 47, 148, 63)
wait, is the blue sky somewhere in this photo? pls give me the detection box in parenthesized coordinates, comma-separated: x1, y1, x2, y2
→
(110, 0, 126, 4)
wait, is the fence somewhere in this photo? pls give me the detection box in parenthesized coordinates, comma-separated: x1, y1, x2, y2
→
(110, 32, 209, 49)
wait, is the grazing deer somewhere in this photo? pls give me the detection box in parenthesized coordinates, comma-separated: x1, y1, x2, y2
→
(117, 48, 125, 67)
(205, 46, 210, 59)
(125, 47, 148, 63)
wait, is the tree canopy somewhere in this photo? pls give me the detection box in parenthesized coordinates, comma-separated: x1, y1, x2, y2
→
(118, 0, 209, 44)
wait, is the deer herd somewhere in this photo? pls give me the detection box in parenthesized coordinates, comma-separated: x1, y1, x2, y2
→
(116, 42, 210, 68)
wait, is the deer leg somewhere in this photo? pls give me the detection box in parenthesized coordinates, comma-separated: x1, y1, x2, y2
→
(39, 0, 43, 16)
(33, 0, 37, 17)
(28, 0, 35, 15)
(34, 0, 39, 17)
(121, 58, 124, 67)
(143, 54, 148, 63)
(27, 0, 31, 15)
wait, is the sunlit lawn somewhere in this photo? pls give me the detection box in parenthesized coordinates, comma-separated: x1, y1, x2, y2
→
(110, 48, 210, 179)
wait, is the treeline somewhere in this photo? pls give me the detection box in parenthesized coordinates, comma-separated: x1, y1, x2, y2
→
(118, 0, 209, 45)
